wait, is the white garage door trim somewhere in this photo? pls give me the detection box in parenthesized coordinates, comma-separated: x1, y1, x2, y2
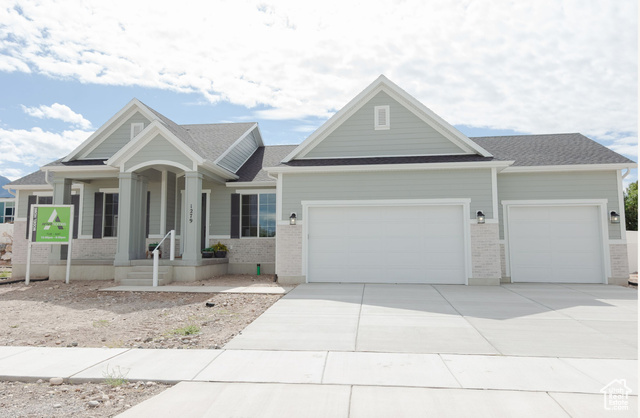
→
(502, 199, 611, 283)
(301, 199, 472, 284)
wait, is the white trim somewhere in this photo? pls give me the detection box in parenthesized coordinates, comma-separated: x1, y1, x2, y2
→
(267, 160, 513, 175)
(15, 217, 27, 222)
(374, 105, 390, 130)
(501, 163, 636, 173)
(99, 188, 119, 193)
(148, 234, 164, 239)
(210, 235, 231, 239)
(78, 234, 93, 239)
(502, 199, 611, 283)
(130, 122, 144, 141)
(491, 167, 499, 221)
(126, 160, 192, 174)
(213, 124, 259, 165)
(33, 191, 53, 196)
(68, 100, 160, 162)
(44, 165, 118, 173)
(234, 188, 276, 195)
(608, 239, 628, 244)
(160, 170, 167, 235)
(225, 181, 277, 188)
(282, 75, 492, 162)
(276, 173, 283, 223)
(616, 169, 627, 240)
(301, 198, 471, 284)
(5, 185, 53, 191)
(291, 152, 474, 160)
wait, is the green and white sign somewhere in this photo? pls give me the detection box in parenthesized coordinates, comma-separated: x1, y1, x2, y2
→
(32, 206, 72, 243)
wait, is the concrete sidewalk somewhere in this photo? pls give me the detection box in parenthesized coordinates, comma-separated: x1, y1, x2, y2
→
(100, 285, 293, 294)
(0, 346, 637, 417)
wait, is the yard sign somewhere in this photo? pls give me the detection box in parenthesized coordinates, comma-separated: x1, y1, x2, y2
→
(25, 204, 74, 285)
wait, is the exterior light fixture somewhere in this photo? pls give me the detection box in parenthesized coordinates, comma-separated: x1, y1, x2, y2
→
(476, 210, 485, 224)
(610, 211, 620, 224)
(289, 212, 297, 225)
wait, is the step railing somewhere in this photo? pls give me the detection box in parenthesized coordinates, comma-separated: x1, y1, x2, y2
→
(153, 230, 175, 287)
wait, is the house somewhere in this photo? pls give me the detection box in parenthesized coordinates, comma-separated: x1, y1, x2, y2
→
(4, 76, 635, 285)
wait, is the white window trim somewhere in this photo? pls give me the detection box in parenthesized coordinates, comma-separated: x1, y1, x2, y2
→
(241, 193, 276, 239)
(103, 192, 119, 238)
(501, 199, 611, 283)
(130, 122, 144, 140)
(374, 105, 390, 130)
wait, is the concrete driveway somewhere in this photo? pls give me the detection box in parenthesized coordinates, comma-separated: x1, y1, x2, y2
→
(226, 283, 638, 359)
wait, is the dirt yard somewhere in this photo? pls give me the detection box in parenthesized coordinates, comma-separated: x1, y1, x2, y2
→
(0, 275, 283, 349)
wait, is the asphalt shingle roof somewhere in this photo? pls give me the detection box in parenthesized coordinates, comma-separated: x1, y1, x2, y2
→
(235, 145, 298, 182)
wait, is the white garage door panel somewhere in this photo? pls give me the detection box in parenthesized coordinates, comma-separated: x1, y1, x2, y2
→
(307, 205, 466, 284)
(509, 206, 604, 283)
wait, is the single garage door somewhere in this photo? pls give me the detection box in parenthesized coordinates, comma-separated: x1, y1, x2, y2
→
(307, 205, 466, 284)
(508, 205, 604, 283)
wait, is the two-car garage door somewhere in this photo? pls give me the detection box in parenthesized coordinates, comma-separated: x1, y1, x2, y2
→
(307, 205, 466, 284)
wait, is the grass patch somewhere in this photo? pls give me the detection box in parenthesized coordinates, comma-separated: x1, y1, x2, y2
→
(9, 324, 18, 328)
(0, 271, 11, 279)
(169, 325, 200, 336)
(103, 365, 129, 387)
(92, 319, 110, 328)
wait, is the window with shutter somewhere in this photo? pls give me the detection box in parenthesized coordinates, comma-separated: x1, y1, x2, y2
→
(374, 105, 390, 130)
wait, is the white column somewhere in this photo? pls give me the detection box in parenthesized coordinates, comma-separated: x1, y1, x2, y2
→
(182, 171, 203, 264)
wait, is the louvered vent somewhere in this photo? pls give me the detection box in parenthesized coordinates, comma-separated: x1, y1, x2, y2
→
(374, 105, 390, 130)
(130, 122, 144, 140)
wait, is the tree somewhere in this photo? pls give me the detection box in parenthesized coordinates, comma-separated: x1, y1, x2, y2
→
(624, 181, 638, 231)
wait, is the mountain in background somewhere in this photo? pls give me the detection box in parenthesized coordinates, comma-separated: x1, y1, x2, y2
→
(0, 176, 12, 198)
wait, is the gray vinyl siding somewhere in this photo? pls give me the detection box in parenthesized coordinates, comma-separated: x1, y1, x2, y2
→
(210, 185, 233, 235)
(85, 112, 150, 159)
(123, 134, 194, 172)
(217, 130, 258, 173)
(165, 172, 176, 233)
(497, 171, 621, 240)
(282, 169, 493, 221)
(17, 190, 33, 218)
(148, 182, 161, 235)
(304, 91, 467, 159)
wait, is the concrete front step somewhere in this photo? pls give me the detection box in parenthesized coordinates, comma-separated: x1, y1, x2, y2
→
(120, 276, 173, 286)
(131, 265, 171, 273)
(123, 267, 174, 286)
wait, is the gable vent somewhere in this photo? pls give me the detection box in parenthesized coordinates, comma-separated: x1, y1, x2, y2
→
(374, 105, 390, 130)
(130, 122, 144, 140)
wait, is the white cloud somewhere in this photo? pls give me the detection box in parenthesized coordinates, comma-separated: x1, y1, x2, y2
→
(0, 127, 90, 169)
(21, 103, 92, 129)
(0, 0, 636, 157)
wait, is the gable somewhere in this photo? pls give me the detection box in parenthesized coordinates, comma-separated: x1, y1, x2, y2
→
(216, 128, 259, 173)
(303, 91, 468, 159)
(123, 134, 195, 172)
(84, 111, 151, 159)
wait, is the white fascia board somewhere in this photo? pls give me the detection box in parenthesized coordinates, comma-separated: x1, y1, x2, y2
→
(3, 184, 53, 190)
(107, 121, 205, 168)
(266, 160, 514, 175)
(293, 152, 473, 160)
(201, 161, 239, 180)
(64, 99, 158, 162)
(225, 181, 277, 188)
(501, 163, 637, 173)
(213, 123, 259, 168)
(43, 165, 118, 173)
(282, 75, 492, 162)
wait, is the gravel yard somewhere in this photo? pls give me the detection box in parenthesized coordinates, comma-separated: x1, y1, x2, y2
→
(0, 275, 285, 416)
(0, 275, 282, 350)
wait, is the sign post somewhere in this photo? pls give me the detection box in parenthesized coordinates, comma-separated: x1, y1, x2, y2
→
(25, 205, 74, 285)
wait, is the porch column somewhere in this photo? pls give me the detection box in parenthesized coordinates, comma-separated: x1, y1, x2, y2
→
(49, 177, 72, 262)
(182, 171, 203, 264)
(115, 173, 148, 264)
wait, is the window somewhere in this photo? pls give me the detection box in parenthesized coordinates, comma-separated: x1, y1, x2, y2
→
(241, 193, 276, 237)
(130, 122, 144, 140)
(103, 193, 119, 237)
(3, 202, 14, 223)
(37, 196, 53, 205)
(374, 105, 390, 130)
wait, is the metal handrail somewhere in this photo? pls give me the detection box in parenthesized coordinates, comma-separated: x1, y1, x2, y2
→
(153, 230, 175, 287)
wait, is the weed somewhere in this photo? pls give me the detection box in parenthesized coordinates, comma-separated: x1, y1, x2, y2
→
(0, 271, 10, 279)
(92, 319, 110, 328)
(103, 365, 129, 387)
(9, 324, 18, 328)
(169, 325, 200, 336)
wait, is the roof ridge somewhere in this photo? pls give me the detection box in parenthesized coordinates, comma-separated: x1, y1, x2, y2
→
(180, 122, 257, 127)
(471, 132, 581, 139)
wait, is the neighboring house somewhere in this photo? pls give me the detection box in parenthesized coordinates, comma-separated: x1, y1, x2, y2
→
(4, 76, 636, 285)
(0, 198, 15, 224)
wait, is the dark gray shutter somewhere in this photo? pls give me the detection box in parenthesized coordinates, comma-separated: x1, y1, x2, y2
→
(93, 192, 104, 239)
(26, 195, 36, 239)
(230, 193, 240, 239)
(71, 194, 80, 239)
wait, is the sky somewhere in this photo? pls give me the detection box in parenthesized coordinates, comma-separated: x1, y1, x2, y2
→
(0, 0, 637, 188)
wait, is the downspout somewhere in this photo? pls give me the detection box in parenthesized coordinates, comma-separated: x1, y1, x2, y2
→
(622, 168, 630, 179)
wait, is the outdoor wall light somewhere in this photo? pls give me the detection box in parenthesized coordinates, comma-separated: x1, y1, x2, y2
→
(289, 212, 297, 225)
(610, 211, 620, 224)
(476, 210, 486, 224)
